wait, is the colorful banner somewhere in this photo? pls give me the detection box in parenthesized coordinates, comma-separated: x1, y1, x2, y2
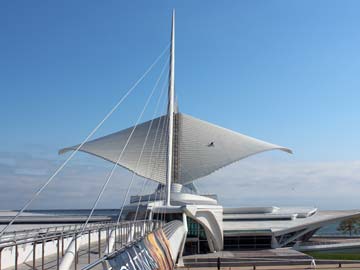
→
(108, 228, 174, 270)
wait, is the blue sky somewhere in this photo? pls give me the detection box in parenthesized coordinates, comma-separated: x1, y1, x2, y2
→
(1, 1, 360, 209)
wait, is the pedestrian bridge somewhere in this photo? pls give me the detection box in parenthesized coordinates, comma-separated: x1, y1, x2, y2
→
(0, 220, 186, 270)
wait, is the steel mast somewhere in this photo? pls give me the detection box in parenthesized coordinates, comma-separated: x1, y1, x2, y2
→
(166, 10, 175, 206)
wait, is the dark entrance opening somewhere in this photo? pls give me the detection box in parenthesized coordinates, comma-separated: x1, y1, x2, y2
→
(224, 235, 272, 250)
(183, 217, 210, 255)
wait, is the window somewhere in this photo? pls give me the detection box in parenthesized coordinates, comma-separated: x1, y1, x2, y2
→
(224, 235, 272, 250)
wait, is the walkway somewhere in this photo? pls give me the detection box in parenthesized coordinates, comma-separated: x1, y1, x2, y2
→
(176, 264, 360, 270)
(181, 248, 360, 269)
(1, 220, 163, 270)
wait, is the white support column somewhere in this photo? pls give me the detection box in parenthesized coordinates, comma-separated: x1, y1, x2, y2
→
(176, 212, 188, 266)
(166, 9, 176, 206)
(59, 234, 85, 270)
(104, 229, 116, 254)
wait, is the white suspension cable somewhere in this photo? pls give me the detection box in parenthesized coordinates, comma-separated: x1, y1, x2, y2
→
(82, 56, 170, 233)
(133, 75, 169, 221)
(98, 70, 167, 257)
(115, 58, 169, 224)
(133, 179, 149, 220)
(150, 110, 169, 222)
(150, 106, 169, 181)
(0, 43, 170, 238)
(142, 115, 167, 222)
(143, 98, 168, 221)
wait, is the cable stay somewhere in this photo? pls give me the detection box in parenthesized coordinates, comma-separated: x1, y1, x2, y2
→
(114, 59, 169, 226)
(0, 43, 169, 236)
(1, 11, 300, 270)
(142, 96, 169, 221)
(81, 55, 170, 234)
(133, 76, 169, 222)
(59, 54, 170, 270)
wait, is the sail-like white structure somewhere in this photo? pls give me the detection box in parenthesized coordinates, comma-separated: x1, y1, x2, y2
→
(59, 113, 291, 184)
(176, 113, 291, 184)
(56, 11, 360, 259)
(59, 9, 291, 188)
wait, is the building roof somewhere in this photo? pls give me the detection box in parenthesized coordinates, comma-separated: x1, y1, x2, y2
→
(222, 207, 360, 236)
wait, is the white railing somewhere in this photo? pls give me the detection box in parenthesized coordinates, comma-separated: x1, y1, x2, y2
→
(81, 220, 185, 270)
(0, 220, 163, 270)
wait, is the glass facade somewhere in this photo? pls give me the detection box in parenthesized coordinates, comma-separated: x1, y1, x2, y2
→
(184, 217, 210, 255)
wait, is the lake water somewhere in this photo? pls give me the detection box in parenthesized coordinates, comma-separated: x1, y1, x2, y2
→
(25, 209, 360, 236)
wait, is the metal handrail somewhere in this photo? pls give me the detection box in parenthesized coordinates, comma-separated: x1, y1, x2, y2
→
(0, 222, 109, 247)
(0, 221, 109, 239)
(81, 221, 165, 270)
(0, 219, 164, 270)
(3, 224, 73, 241)
(0, 220, 153, 248)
